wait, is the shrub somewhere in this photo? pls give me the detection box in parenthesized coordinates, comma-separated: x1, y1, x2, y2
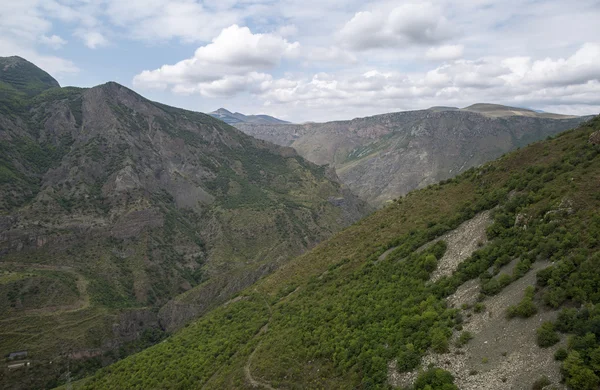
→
(455, 331, 474, 347)
(537, 322, 560, 348)
(554, 348, 568, 361)
(507, 286, 538, 319)
(531, 376, 551, 390)
(474, 303, 486, 313)
(431, 328, 450, 353)
(414, 368, 458, 390)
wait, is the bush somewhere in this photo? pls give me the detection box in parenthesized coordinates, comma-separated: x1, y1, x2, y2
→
(473, 303, 486, 313)
(507, 286, 538, 319)
(414, 368, 459, 390)
(555, 348, 568, 361)
(455, 331, 474, 347)
(537, 322, 560, 348)
(531, 376, 551, 390)
(431, 328, 450, 353)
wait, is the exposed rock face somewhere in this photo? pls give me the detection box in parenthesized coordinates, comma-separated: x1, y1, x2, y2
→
(590, 130, 600, 145)
(237, 109, 590, 206)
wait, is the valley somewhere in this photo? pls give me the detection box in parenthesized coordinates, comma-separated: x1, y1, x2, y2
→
(69, 117, 600, 389)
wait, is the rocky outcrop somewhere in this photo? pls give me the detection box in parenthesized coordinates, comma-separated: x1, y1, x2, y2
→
(590, 130, 600, 145)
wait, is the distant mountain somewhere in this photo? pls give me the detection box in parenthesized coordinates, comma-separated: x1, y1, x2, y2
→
(461, 103, 577, 119)
(0, 57, 369, 389)
(209, 107, 290, 125)
(235, 106, 591, 205)
(0, 56, 59, 96)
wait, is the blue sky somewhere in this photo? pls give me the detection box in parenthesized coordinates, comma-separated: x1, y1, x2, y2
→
(1, 0, 600, 122)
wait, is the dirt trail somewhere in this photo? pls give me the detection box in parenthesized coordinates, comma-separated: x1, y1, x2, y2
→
(243, 286, 301, 389)
(244, 323, 276, 390)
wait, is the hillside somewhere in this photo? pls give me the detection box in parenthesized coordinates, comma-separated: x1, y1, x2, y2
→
(209, 108, 290, 125)
(0, 57, 369, 389)
(70, 116, 600, 389)
(235, 108, 590, 206)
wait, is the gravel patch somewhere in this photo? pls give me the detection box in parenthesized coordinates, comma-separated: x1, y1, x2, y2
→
(430, 210, 492, 282)
(389, 261, 565, 390)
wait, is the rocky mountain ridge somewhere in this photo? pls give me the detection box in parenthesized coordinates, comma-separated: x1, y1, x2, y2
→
(209, 108, 290, 125)
(235, 106, 591, 205)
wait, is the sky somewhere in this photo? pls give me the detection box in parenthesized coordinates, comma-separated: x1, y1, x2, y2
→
(1, 0, 600, 123)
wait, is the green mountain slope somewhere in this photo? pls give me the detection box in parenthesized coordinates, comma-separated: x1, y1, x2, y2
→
(73, 116, 600, 389)
(0, 58, 370, 389)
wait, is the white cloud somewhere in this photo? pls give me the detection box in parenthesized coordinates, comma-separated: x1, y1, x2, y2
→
(426, 44, 464, 61)
(501, 43, 600, 87)
(105, 0, 240, 43)
(251, 43, 600, 121)
(39, 34, 67, 50)
(75, 30, 109, 49)
(339, 3, 454, 51)
(0, 0, 77, 75)
(133, 25, 299, 96)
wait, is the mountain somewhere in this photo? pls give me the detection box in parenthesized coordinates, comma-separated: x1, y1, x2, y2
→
(235, 107, 591, 206)
(72, 116, 600, 389)
(0, 58, 369, 389)
(461, 103, 578, 119)
(209, 108, 290, 125)
(0, 56, 60, 96)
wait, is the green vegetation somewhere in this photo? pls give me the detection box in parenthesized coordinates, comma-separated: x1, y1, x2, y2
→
(455, 331, 474, 347)
(73, 115, 600, 389)
(0, 59, 372, 389)
(536, 321, 560, 348)
(413, 368, 458, 390)
(531, 376, 551, 390)
(506, 286, 538, 319)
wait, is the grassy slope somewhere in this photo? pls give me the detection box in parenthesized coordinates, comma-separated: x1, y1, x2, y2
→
(73, 117, 600, 389)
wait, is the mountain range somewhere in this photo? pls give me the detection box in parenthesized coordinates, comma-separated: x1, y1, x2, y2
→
(2, 56, 599, 390)
(72, 114, 600, 390)
(0, 56, 369, 389)
(234, 105, 590, 206)
(208, 108, 290, 125)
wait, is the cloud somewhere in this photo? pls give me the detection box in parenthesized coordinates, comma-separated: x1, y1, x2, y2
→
(303, 46, 357, 65)
(252, 43, 600, 120)
(105, 0, 240, 43)
(0, 0, 77, 75)
(75, 30, 109, 49)
(39, 34, 67, 50)
(339, 3, 454, 51)
(426, 44, 464, 61)
(501, 43, 600, 87)
(133, 25, 299, 97)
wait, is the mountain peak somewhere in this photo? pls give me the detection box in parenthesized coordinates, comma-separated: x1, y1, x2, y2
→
(214, 107, 233, 115)
(209, 108, 290, 125)
(0, 55, 60, 96)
